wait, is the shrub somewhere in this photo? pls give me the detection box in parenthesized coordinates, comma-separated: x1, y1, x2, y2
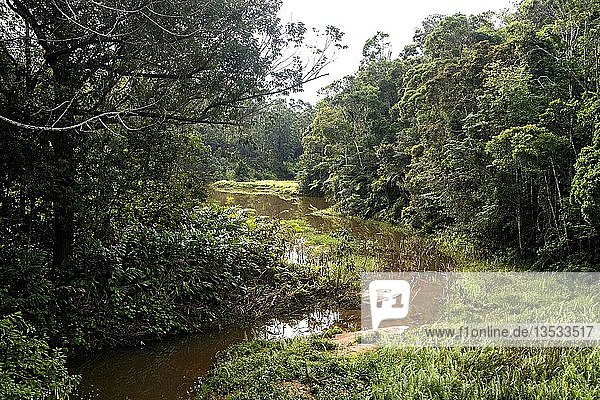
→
(0, 313, 78, 400)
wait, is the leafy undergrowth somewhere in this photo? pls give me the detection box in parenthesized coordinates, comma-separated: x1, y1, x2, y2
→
(1, 204, 348, 352)
(0, 314, 79, 400)
(211, 180, 299, 200)
(196, 337, 600, 400)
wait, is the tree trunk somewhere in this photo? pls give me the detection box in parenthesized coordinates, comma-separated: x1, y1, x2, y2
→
(52, 196, 74, 270)
(50, 128, 76, 272)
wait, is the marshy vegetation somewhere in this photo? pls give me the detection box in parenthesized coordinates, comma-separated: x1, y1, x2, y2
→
(197, 188, 600, 400)
(211, 180, 300, 200)
(198, 337, 600, 399)
(2, 0, 600, 398)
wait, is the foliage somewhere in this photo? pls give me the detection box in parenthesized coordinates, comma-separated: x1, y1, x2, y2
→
(299, 1, 600, 267)
(0, 205, 304, 350)
(204, 100, 314, 180)
(0, 0, 342, 269)
(0, 3, 340, 395)
(299, 57, 406, 217)
(0, 313, 78, 400)
(572, 126, 600, 229)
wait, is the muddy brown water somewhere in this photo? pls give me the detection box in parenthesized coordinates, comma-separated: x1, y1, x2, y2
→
(71, 309, 360, 400)
(71, 191, 364, 400)
(71, 189, 452, 399)
(208, 190, 454, 272)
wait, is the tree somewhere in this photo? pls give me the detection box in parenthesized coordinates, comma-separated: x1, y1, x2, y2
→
(0, 0, 344, 268)
(201, 99, 314, 180)
(299, 54, 404, 217)
(572, 130, 600, 228)
(298, 3, 600, 266)
(486, 125, 571, 254)
(362, 32, 391, 63)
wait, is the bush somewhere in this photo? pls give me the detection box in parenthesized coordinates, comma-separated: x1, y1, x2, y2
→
(0, 313, 78, 400)
(60, 205, 297, 348)
(1, 204, 303, 350)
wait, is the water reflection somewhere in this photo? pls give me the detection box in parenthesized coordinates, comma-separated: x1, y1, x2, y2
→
(71, 310, 359, 400)
(208, 190, 407, 248)
(72, 188, 451, 400)
(208, 190, 454, 272)
(259, 309, 360, 340)
(72, 329, 247, 400)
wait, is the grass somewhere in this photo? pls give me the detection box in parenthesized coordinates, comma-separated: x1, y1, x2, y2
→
(197, 336, 600, 399)
(195, 237, 600, 399)
(282, 218, 387, 306)
(200, 183, 600, 399)
(283, 219, 342, 246)
(211, 180, 299, 200)
(433, 231, 531, 272)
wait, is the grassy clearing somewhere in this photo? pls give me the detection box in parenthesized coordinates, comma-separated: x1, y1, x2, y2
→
(211, 180, 299, 199)
(197, 336, 600, 399)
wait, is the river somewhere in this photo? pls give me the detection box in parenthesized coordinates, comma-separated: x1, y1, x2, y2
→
(71, 190, 363, 400)
(71, 189, 455, 399)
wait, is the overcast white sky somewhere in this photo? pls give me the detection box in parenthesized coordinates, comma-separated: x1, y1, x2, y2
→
(280, 0, 517, 103)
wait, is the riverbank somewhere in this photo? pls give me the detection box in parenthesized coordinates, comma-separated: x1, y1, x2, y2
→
(198, 182, 600, 399)
(197, 336, 600, 399)
(2, 195, 359, 400)
(211, 180, 300, 200)
(67, 182, 597, 399)
(67, 188, 364, 399)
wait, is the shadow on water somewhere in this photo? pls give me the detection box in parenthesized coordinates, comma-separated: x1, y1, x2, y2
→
(71, 310, 360, 400)
(72, 189, 448, 400)
(72, 329, 245, 400)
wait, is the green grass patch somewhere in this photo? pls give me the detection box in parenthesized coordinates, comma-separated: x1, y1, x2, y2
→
(311, 208, 410, 235)
(434, 231, 532, 272)
(212, 180, 299, 199)
(283, 219, 341, 246)
(197, 337, 600, 399)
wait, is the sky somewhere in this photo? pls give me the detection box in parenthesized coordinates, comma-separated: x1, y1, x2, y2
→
(279, 0, 517, 103)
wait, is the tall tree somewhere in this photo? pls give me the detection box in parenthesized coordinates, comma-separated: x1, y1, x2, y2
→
(0, 0, 344, 268)
(299, 2, 600, 266)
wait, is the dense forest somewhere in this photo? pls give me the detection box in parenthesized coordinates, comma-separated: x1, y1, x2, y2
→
(1, 0, 599, 398)
(0, 0, 339, 397)
(204, 99, 313, 180)
(300, 0, 600, 268)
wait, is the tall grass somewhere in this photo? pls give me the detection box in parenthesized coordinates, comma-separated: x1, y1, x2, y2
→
(197, 337, 600, 399)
